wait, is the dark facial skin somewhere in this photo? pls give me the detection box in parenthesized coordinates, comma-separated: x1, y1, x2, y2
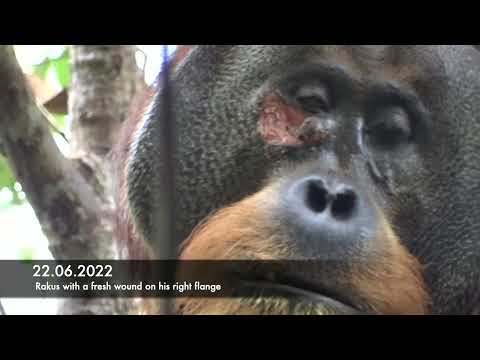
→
(128, 46, 480, 314)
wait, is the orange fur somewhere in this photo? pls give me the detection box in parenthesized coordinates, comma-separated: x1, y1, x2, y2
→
(347, 217, 430, 315)
(177, 185, 430, 315)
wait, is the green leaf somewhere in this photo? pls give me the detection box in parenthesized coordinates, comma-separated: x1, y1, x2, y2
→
(32, 49, 70, 88)
(50, 51, 70, 88)
(19, 247, 36, 260)
(53, 114, 66, 131)
(0, 156, 15, 189)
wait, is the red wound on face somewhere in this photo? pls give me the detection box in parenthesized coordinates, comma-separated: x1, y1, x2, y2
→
(258, 93, 308, 146)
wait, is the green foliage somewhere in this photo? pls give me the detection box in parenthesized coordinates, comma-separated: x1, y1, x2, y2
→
(0, 156, 15, 190)
(53, 114, 66, 133)
(19, 247, 36, 260)
(0, 155, 23, 207)
(50, 53, 70, 88)
(32, 47, 70, 88)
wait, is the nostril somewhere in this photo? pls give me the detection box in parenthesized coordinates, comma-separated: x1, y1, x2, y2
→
(297, 178, 359, 220)
(331, 189, 357, 220)
(305, 180, 329, 214)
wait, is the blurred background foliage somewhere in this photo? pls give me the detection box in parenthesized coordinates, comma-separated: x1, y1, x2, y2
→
(0, 45, 174, 260)
(0, 45, 174, 314)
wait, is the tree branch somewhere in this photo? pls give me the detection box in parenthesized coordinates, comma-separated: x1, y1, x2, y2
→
(0, 45, 112, 260)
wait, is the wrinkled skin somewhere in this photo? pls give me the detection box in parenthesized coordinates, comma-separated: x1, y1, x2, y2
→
(127, 46, 480, 315)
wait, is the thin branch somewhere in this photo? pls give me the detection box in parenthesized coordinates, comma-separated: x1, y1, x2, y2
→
(38, 104, 69, 144)
(135, 46, 147, 75)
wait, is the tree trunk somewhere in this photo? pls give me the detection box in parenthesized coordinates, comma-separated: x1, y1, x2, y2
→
(67, 45, 142, 259)
(59, 45, 144, 315)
